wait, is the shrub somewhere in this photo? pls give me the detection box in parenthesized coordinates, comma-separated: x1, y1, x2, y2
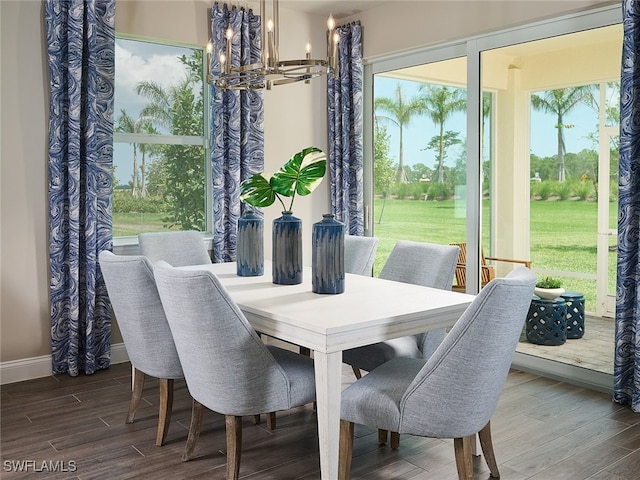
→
(536, 181, 554, 200)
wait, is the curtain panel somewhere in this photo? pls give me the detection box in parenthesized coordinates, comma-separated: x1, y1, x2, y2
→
(211, 3, 265, 263)
(46, 0, 115, 376)
(615, 0, 640, 413)
(328, 21, 364, 235)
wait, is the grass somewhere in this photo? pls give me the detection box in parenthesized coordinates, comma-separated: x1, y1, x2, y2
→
(372, 197, 618, 313)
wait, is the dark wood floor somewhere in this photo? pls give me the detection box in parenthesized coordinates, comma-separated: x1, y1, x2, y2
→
(2, 362, 639, 480)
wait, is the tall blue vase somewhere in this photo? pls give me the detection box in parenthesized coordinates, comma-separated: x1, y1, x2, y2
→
(237, 210, 264, 276)
(312, 214, 345, 294)
(272, 211, 302, 285)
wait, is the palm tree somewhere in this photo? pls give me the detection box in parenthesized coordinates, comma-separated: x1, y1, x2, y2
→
(375, 83, 425, 182)
(115, 109, 140, 196)
(419, 84, 466, 184)
(531, 86, 592, 182)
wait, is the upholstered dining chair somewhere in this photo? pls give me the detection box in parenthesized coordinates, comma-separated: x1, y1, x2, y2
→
(337, 267, 536, 480)
(153, 261, 317, 480)
(98, 251, 183, 447)
(342, 240, 460, 379)
(138, 230, 211, 266)
(344, 235, 379, 276)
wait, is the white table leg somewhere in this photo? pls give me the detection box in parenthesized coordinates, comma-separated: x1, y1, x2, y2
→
(313, 351, 342, 480)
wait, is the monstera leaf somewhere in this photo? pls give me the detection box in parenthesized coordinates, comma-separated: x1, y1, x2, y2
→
(240, 147, 327, 212)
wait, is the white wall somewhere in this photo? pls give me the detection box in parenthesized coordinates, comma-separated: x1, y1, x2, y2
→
(0, 0, 618, 382)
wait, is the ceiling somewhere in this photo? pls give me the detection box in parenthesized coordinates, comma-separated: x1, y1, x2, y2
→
(259, 1, 392, 19)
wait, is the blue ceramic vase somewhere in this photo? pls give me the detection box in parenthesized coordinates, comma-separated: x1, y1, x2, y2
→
(237, 210, 264, 276)
(312, 214, 345, 294)
(272, 211, 302, 285)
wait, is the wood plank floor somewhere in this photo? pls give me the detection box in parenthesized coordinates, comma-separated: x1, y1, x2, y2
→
(2, 362, 639, 479)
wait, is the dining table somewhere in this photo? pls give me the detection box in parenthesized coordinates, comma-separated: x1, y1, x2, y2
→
(180, 261, 474, 480)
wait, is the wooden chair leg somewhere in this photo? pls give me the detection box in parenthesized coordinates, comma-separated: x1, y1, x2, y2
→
(390, 431, 400, 450)
(351, 366, 362, 379)
(266, 412, 276, 430)
(338, 420, 354, 480)
(226, 415, 242, 480)
(378, 429, 388, 445)
(478, 421, 500, 478)
(453, 435, 475, 480)
(182, 399, 205, 461)
(299, 346, 311, 357)
(156, 378, 174, 446)
(126, 368, 145, 424)
(252, 414, 261, 425)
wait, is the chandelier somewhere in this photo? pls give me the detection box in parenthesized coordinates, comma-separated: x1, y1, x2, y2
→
(206, 0, 340, 90)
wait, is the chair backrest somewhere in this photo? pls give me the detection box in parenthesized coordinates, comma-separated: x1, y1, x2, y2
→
(153, 261, 292, 415)
(399, 266, 536, 438)
(98, 251, 183, 379)
(138, 231, 211, 266)
(344, 235, 379, 276)
(379, 240, 459, 290)
(450, 242, 494, 288)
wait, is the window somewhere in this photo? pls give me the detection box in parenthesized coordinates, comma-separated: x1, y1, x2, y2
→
(113, 37, 209, 239)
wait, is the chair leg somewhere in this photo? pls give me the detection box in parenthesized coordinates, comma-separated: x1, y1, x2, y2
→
(299, 346, 311, 357)
(252, 414, 261, 425)
(226, 415, 242, 480)
(390, 431, 400, 450)
(338, 420, 354, 480)
(182, 399, 205, 462)
(156, 378, 174, 446)
(351, 366, 362, 379)
(266, 412, 277, 430)
(378, 429, 388, 445)
(478, 421, 500, 478)
(126, 368, 145, 424)
(453, 435, 474, 480)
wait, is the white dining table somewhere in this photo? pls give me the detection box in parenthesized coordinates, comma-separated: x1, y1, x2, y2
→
(180, 261, 474, 480)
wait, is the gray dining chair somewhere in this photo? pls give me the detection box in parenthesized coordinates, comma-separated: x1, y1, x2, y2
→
(98, 251, 183, 447)
(344, 235, 379, 276)
(153, 261, 317, 480)
(138, 230, 211, 266)
(342, 240, 460, 378)
(338, 267, 536, 480)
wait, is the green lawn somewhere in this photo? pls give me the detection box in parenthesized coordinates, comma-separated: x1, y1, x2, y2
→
(372, 197, 618, 313)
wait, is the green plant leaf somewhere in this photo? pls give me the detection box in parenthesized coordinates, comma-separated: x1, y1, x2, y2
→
(239, 174, 277, 208)
(271, 147, 327, 198)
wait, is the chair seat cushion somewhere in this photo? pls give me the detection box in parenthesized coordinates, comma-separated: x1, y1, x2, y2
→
(342, 337, 422, 373)
(341, 357, 425, 431)
(267, 345, 316, 408)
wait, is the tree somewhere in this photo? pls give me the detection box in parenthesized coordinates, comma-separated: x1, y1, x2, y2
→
(423, 130, 462, 184)
(373, 123, 397, 224)
(418, 85, 466, 183)
(135, 50, 205, 230)
(531, 86, 593, 182)
(374, 83, 424, 182)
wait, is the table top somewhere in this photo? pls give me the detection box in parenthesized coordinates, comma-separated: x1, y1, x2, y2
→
(180, 262, 475, 354)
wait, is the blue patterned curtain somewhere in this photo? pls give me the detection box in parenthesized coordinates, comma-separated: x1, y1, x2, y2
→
(327, 21, 364, 235)
(46, 0, 115, 376)
(615, 0, 640, 413)
(211, 3, 264, 262)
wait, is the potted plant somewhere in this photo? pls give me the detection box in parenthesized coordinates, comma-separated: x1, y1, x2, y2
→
(239, 146, 327, 285)
(534, 276, 565, 300)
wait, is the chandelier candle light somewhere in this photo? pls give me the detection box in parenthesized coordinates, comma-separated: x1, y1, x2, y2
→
(207, 0, 340, 90)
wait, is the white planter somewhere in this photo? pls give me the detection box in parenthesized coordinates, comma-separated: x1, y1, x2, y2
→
(534, 287, 565, 300)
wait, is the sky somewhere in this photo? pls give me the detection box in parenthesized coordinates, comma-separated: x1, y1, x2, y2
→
(373, 75, 602, 173)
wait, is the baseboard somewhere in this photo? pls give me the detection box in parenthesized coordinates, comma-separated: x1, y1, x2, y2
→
(0, 343, 130, 385)
(512, 351, 613, 394)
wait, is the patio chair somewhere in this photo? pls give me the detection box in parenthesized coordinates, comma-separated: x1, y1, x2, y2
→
(450, 241, 531, 293)
(138, 230, 211, 266)
(338, 267, 536, 480)
(98, 251, 183, 447)
(153, 261, 316, 480)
